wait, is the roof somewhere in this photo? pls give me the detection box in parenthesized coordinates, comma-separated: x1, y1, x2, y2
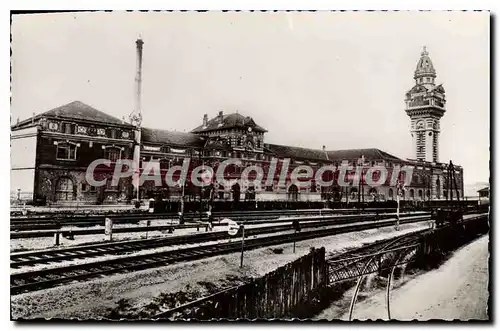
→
(191, 112, 267, 133)
(13, 101, 130, 129)
(477, 187, 489, 193)
(264, 144, 404, 163)
(326, 148, 403, 162)
(265, 144, 329, 161)
(141, 127, 205, 148)
(414, 46, 436, 79)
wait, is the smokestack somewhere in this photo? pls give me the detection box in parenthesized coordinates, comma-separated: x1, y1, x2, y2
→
(322, 145, 326, 151)
(131, 38, 144, 202)
(129, 38, 144, 127)
(203, 114, 208, 127)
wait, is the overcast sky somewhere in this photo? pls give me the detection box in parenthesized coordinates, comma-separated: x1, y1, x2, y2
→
(11, 11, 489, 185)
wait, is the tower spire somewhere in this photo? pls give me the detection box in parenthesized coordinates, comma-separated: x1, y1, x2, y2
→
(414, 45, 436, 85)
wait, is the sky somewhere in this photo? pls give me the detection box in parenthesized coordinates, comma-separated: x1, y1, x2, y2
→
(10, 11, 490, 185)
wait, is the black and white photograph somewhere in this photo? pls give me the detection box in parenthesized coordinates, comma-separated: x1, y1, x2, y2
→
(9, 10, 490, 321)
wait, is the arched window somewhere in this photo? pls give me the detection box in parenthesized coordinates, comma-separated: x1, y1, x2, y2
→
(56, 177, 74, 201)
(288, 184, 299, 201)
(388, 188, 394, 199)
(369, 188, 378, 201)
(418, 189, 423, 199)
(426, 190, 431, 198)
(409, 189, 415, 200)
(231, 183, 241, 203)
(443, 190, 448, 200)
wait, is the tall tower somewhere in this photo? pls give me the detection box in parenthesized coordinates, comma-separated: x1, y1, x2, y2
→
(405, 46, 446, 163)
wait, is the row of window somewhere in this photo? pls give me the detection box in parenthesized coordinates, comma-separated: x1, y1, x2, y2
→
(56, 143, 124, 161)
(417, 77, 433, 84)
(47, 121, 131, 140)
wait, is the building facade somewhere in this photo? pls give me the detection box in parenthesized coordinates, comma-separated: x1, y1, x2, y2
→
(10, 47, 464, 206)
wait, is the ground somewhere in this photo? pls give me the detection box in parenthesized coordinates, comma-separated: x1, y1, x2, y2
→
(316, 234, 490, 321)
(11, 220, 429, 319)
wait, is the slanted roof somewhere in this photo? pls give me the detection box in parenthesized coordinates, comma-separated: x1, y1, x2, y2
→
(326, 148, 403, 162)
(477, 187, 489, 194)
(192, 112, 267, 134)
(141, 127, 205, 148)
(12, 101, 131, 130)
(265, 144, 329, 161)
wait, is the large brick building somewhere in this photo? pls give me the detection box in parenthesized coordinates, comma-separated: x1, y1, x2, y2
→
(10, 46, 464, 206)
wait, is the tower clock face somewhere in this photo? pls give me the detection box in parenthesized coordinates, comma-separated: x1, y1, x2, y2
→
(416, 121, 425, 130)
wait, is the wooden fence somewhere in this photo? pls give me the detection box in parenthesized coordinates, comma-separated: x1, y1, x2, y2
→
(155, 247, 327, 320)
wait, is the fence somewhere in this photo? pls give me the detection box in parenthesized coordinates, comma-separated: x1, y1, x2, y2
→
(155, 247, 327, 320)
(414, 214, 489, 269)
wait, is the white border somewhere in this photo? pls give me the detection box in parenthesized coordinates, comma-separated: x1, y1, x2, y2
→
(2, 1, 496, 329)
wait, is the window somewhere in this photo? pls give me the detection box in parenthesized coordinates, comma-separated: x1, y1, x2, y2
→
(81, 183, 87, 192)
(56, 177, 74, 201)
(265, 185, 273, 192)
(310, 180, 317, 193)
(106, 148, 121, 162)
(56, 143, 78, 160)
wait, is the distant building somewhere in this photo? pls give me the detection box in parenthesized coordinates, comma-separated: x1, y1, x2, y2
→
(10, 47, 464, 205)
(478, 186, 490, 205)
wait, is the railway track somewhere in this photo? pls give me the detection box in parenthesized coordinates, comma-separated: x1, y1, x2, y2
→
(10, 211, 427, 239)
(11, 208, 415, 227)
(11, 213, 427, 264)
(10, 214, 432, 295)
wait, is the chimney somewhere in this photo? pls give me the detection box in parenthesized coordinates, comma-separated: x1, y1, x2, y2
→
(322, 145, 326, 151)
(218, 111, 223, 122)
(130, 37, 144, 127)
(16, 117, 19, 125)
(32, 112, 35, 125)
(203, 114, 208, 127)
